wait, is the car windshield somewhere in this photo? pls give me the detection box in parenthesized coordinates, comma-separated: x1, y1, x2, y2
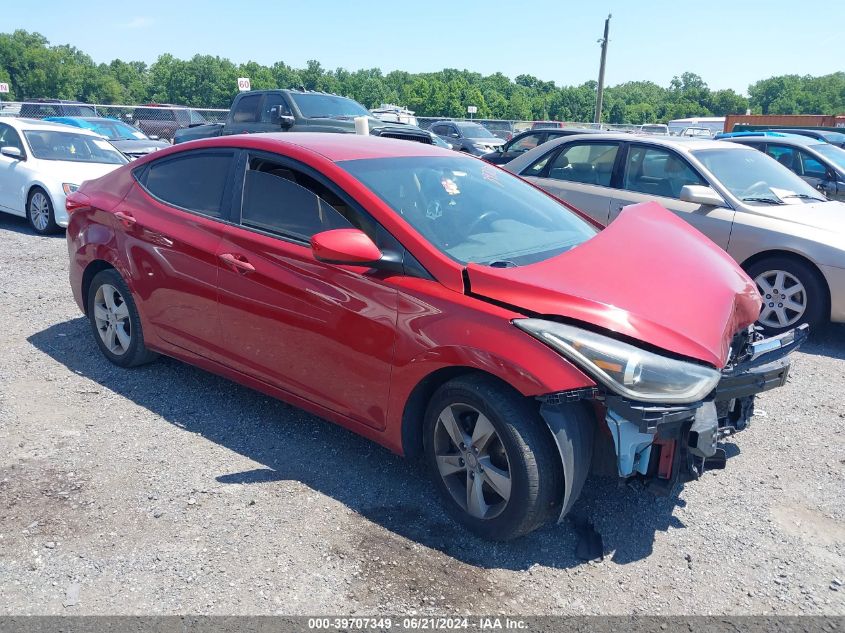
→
(813, 143, 845, 171)
(340, 156, 597, 266)
(289, 93, 369, 119)
(23, 130, 128, 164)
(693, 147, 827, 204)
(188, 110, 207, 124)
(87, 120, 148, 141)
(458, 123, 498, 139)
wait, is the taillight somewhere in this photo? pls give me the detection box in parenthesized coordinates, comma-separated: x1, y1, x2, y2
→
(66, 191, 92, 215)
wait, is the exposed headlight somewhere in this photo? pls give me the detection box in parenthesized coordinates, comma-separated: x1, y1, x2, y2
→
(62, 183, 80, 195)
(514, 319, 721, 404)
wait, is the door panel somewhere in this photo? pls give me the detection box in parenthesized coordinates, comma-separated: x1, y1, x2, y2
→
(530, 177, 614, 225)
(613, 144, 735, 249)
(0, 124, 30, 214)
(115, 184, 228, 358)
(214, 226, 398, 430)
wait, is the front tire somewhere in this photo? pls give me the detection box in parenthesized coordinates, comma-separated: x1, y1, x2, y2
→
(423, 374, 562, 541)
(746, 257, 827, 335)
(27, 188, 58, 234)
(87, 269, 158, 367)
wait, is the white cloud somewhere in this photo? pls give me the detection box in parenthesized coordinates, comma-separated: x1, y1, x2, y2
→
(123, 16, 154, 29)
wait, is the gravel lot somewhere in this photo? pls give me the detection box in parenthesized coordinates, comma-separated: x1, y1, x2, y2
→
(1, 213, 844, 616)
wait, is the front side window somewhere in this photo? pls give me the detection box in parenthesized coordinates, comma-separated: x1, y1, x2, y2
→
(232, 95, 262, 124)
(340, 155, 597, 266)
(142, 152, 234, 217)
(23, 130, 127, 164)
(623, 146, 704, 198)
(547, 142, 619, 186)
(0, 124, 25, 153)
(262, 94, 292, 123)
(240, 157, 352, 240)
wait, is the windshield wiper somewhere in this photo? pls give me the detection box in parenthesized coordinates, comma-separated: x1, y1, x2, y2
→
(741, 197, 785, 205)
(780, 193, 827, 202)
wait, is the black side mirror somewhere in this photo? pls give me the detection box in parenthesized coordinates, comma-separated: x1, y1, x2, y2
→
(278, 115, 295, 129)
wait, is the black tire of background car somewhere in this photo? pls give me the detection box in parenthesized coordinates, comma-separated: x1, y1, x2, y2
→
(746, 256, 828, 336)
(86, 269, 159, 368)
(26, 187, 59, 235)
(423, 373, 563, 541)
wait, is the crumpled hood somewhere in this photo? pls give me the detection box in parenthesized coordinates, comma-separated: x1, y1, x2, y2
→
(466, 202, 762, 368)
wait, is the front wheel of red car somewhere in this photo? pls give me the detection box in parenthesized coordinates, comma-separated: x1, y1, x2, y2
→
(423, 374, 562, 541)
(87, 269, 158, 368)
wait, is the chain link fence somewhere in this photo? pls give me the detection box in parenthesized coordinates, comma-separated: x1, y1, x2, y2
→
(0, 100, 643, 143)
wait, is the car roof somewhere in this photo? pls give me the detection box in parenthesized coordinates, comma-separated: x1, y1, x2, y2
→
(181, 132, 454, 162)
(2, 117, 103, 135)
(726, 134, 826, 147)
(533, 132, 740, 153)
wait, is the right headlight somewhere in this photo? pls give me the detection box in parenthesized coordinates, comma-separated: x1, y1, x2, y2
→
(514, 318, 721, 404)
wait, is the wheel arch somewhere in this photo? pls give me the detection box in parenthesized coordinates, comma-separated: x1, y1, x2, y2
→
(81, 260, 117, 315)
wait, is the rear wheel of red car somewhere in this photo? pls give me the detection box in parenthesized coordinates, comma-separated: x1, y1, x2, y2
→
(423, 374, 562, 541)
(87, 269, 158, 368)
(746, 257, 827, 336)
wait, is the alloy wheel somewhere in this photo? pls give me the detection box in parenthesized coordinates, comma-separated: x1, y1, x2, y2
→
(29, 192, 50, 232)
(93, 283, 132, 356)
(433, 403, 512, 520)
(754, 269, 807, 329)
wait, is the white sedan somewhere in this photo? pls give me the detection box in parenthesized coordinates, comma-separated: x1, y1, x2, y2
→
(0, 118, 127, 233)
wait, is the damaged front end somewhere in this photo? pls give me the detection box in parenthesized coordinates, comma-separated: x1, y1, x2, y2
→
(533, 323, 807, 521)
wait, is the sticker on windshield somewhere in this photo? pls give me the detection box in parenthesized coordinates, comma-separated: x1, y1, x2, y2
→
(92, 139, 112, 150)
(441, 177, 460, 195)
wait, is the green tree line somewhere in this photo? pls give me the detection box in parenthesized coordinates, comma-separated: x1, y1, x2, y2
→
(2, 30, 844, 123)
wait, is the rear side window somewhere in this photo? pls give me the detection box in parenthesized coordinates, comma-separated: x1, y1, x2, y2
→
(240, 157, 353, 240)
(623, 146, 705, 199)
(232, 95, 262, 123)
(141, 152, 234, 217)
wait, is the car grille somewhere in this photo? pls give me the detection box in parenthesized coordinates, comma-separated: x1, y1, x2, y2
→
(378, 131, 433, 144)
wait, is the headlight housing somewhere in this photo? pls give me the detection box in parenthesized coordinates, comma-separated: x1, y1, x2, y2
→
(62, 183, 80, 195)
(514, 318, 721, 404)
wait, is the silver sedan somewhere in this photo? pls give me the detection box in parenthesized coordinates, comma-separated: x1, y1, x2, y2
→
(504, 134, 845, 334)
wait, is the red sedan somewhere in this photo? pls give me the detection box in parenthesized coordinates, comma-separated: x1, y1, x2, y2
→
(66, 134, 804, 540)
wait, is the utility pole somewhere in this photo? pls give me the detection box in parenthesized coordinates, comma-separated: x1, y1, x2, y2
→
(594, 13, 611, 125)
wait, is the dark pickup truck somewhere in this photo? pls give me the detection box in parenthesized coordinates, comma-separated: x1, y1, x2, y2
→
(173, 89, 433, 145)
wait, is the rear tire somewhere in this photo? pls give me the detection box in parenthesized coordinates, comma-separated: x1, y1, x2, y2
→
(746, 257, 827, 335)
(423, 374, 562, 541)
(87, 269, 158, 367)
(27, 188, 58, 234)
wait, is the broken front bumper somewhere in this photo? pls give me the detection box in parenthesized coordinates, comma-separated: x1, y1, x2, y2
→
(539, 324, 808, 519)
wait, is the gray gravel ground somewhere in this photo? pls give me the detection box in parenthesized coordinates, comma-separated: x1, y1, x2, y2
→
(0, 213, 843, 616)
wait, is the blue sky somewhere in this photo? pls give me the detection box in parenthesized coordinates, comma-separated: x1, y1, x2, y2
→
(4, 0, 844, 95)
